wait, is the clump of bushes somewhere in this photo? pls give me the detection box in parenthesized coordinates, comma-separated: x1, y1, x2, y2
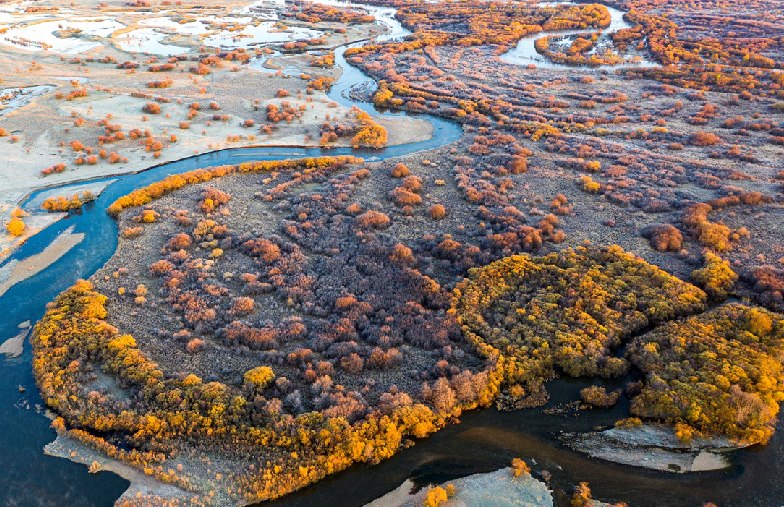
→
(641, 223, 683, 252)
(627, 304, 784, 445)
(691, 251, 737, 300)
(453, 246, 707, 404)
(580, 386, 621, 408)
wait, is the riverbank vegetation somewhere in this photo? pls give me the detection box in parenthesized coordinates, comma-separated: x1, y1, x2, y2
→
(627, 304, 784, 445)
(452, 246, 707, 404)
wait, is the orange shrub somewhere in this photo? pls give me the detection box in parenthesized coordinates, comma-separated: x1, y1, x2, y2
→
(429, 204, 447, 219)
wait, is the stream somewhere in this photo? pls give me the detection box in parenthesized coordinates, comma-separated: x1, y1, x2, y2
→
(501, 2, 658, 69)
(0, 1, 780, 506)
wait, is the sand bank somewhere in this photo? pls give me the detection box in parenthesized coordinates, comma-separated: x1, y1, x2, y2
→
(562, 424, 736, 473)
(0, 226, 84, 298)
(366, 468, 554, 507)
(0, 322, 30, 358)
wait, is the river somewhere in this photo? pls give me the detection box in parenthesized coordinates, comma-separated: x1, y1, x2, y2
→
(501, 2, 658, 69)
(0, 1, 781, 506)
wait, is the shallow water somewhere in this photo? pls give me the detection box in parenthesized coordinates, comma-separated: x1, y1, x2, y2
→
(0, 85, 56, 116)
(113, 27, 190, 56)
(264, 378, 784, 506)
(203, 21, 322, 50)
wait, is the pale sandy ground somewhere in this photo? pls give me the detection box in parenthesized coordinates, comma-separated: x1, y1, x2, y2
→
(0, 178, 116, 255)
(0, 211, 65, 257)
(45, 433, 204, 506)
(562, 424, 735, 473)
(0, 321, 31, 358)
(366, 468, 622, 507)
(366, 468, 555, 507)
(0, 0, 431, 259)
(0, 225, 84, 298)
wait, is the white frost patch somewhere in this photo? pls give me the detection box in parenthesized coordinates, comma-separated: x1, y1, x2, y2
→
(114, 27, 190, 56)
(0, 11, 45, 24)
(562, 423, 737, 473)
(236, 0, 285, 18)
(691, 450, 729, 472)
(1, 18, 124, 54)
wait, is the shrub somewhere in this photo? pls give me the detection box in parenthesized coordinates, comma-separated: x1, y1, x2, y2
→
(691, 252, 737, 300)
(682, 203, 733, 252)
(390, 187, 422, 206)
(389, 243, 415, 265)
(6, 218, 25, 236)
(511, 457, 530, 477)
(584, 160, 601, 172)
(356, 210, 390, 229)
(509, 155, 527, 174)
(423, 486, 448, 507)
(186, 338, 205, 353)
(140, 209, 160, 223)
(142, 102, 161, 114)
(167, 233, 192, 250)
(401, 175, 422, 192)
(571, 482, 593, 507)
(340, 353, 364, 373)
(243, 366, 275, 390)
(641, 223, 683, 252)
(627, 304, 784, 445)
(390, 163, 410, 177)
(429, 204, 447, 220)
(580, 386, 621, 407)
(580, 175, 600, 193)
(453, 246, 706, 398)
(231, 297, 255, 316)
(690, 131, 721, 146)
(122, 226, 143, 238)
(41, 163, 67, 176)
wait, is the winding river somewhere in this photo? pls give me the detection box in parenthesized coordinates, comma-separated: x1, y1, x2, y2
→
(0, 2, 781, 506)
(501, 2, 658, 69)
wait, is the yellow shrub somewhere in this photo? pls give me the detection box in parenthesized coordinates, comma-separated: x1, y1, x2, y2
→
(6, 218, 25, 236)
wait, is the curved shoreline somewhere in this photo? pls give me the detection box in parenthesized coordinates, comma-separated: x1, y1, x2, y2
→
(500, 2, 659, 69)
